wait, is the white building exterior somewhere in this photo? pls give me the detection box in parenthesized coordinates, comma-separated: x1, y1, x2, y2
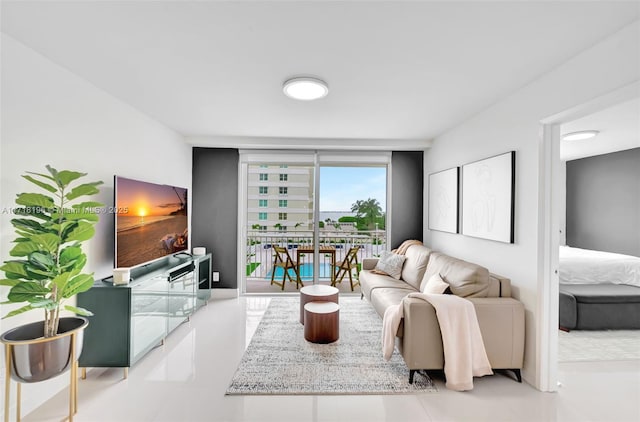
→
(247, 164, 314, 231)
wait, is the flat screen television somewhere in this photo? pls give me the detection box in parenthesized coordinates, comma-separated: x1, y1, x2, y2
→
(114, 175, 188, 268)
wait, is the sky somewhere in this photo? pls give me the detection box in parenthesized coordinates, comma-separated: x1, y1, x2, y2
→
(116, 176, 187, 216)
(319, 167, 386, 211)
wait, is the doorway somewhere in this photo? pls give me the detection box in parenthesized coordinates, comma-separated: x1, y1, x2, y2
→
(539, 81, 640, 392)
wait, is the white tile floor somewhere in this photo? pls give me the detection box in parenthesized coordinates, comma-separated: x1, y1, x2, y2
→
(16, 296, 640, 422)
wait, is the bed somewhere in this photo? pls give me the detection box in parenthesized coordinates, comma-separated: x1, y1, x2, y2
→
(559, 245, 640, 287)
(558, 246, 640, 330)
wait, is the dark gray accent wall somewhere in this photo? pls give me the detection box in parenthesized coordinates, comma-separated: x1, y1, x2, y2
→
(191, 148, 423, 287)
(390, 151, 424, 249)
(566, 148, 640, 256)
(192, 148, 239, 288)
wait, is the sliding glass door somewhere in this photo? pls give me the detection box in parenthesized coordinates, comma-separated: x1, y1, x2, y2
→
(318, 166, 387, 284)
(244, 161, 315, 293)
(240, 151, 389, 294)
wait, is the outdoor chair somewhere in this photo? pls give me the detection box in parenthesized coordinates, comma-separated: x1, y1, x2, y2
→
(332, 246, 361, 291)
(270, 246, 303, 290)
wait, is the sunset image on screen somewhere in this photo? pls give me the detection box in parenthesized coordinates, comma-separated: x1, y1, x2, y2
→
(115, 176, 188, 268)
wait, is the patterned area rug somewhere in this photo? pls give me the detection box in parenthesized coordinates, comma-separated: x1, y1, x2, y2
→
(226, 297, 437, 395)
(558, 329, 640, 362)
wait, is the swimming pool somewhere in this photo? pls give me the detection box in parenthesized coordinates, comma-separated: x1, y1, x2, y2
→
(266, 263, 333, 280)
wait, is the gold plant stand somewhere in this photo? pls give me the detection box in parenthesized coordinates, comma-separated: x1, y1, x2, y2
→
(2, 318, 87, 422)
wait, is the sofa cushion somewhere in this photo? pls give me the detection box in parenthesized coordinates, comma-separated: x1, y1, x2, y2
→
(400, 244, 432, 290)
(370, 287, 413, 318)
(420, 252, 490, 298)
(360, 270, 416, 299)
(422, 273, 450, 294)
(374, 250, 406, 280)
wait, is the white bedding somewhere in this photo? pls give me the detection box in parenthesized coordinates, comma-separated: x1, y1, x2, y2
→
(559, 245, 640, 288)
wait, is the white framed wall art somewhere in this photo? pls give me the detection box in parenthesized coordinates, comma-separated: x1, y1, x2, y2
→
(462, 151, 515, 243)
(428, 166, 459, 234)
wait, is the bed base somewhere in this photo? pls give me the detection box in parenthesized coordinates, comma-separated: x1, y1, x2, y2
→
(559, 284, 640, 330)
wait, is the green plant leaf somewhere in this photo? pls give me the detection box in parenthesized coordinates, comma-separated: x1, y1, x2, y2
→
(65, 305, 93, 316)
(0, 261, 28, 278)
(9, 241, 41, 257)
(59, 247, 86, 272)
(49, 210, 67, 222)
(28, 252, 55, 272)
(51, 221, 77, 239)
(14, 232, 34, 242)
(71, 201, 104, 211)
(61, 273, 94, 298)
(50, 221, 75, 231)
(15, 193, 55, 209)
(65, 221, 95, 242)
(31, 233, 61, 254)
(2, 304, 35, 319)
(26, 170, 56, 182)
(60, 254, 86, 272)
(52, 268, 82, 291)
(53, 272, 72, 291)
(24, 265, 54, 279)
(29, 298, 56, 310)
(11, 218, 46, 234)
(66, 182, 103, 200)
(0, 279, 20, 287)
(22, 175, 58, 193)
(7, 282, 50, 302)
(13, 207, 50, 220)
(65, 210, 99, 222)
(59, 246, 82, 264)
(56, 170, 86, 188)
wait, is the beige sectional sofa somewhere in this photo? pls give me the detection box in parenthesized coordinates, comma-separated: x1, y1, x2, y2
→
(360, 243, 525, 384)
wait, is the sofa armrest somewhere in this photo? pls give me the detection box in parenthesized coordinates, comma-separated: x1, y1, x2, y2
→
(362, 258, 379, 271)
(400, 296, 525, 371)
(467, 297, 524, 369)
(400, 297, 444, 369)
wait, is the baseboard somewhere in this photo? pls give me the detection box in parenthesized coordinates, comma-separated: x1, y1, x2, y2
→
(211, 288, 239, 299)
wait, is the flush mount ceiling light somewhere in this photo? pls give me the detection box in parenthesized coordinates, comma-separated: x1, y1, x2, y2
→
(283, 77, 329, 101)
(561, 130, 600, 141)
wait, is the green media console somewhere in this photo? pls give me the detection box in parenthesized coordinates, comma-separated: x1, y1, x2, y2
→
(77, 253, 212, 377)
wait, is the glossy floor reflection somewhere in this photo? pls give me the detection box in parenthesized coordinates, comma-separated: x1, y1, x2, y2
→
(19, 296, 640, 422)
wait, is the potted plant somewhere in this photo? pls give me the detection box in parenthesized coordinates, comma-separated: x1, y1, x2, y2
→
(0, 165, 103, 385)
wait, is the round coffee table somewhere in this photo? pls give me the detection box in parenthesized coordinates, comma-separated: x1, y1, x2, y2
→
(303, 301, 340, 344)
(299, 284, 339, 324)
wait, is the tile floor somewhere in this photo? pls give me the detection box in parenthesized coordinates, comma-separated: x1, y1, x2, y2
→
(14, 296, 640, 422)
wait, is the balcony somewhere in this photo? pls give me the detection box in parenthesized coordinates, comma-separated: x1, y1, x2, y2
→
(245, 229, 386, 293)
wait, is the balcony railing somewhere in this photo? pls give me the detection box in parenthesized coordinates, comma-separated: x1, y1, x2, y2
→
(246, 229, 386, 281)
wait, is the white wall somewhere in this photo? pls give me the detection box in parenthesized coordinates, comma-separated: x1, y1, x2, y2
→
(424, 21, 639, 389)
(0, 34, 191, 417)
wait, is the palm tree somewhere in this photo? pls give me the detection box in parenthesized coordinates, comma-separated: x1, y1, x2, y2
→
(351, 198, 383, 230)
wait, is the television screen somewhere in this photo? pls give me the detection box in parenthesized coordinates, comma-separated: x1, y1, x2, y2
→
(115, 176, 188, 268)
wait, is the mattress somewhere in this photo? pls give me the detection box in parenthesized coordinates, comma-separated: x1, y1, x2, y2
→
(559, 245, 640, 288)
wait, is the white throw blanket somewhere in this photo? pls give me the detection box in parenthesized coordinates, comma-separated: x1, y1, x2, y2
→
(382, 292, 493, 391)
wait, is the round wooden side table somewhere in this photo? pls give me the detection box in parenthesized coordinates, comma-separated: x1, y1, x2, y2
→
(303, 301, 340, 344)
(299, 285, 339, 324)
